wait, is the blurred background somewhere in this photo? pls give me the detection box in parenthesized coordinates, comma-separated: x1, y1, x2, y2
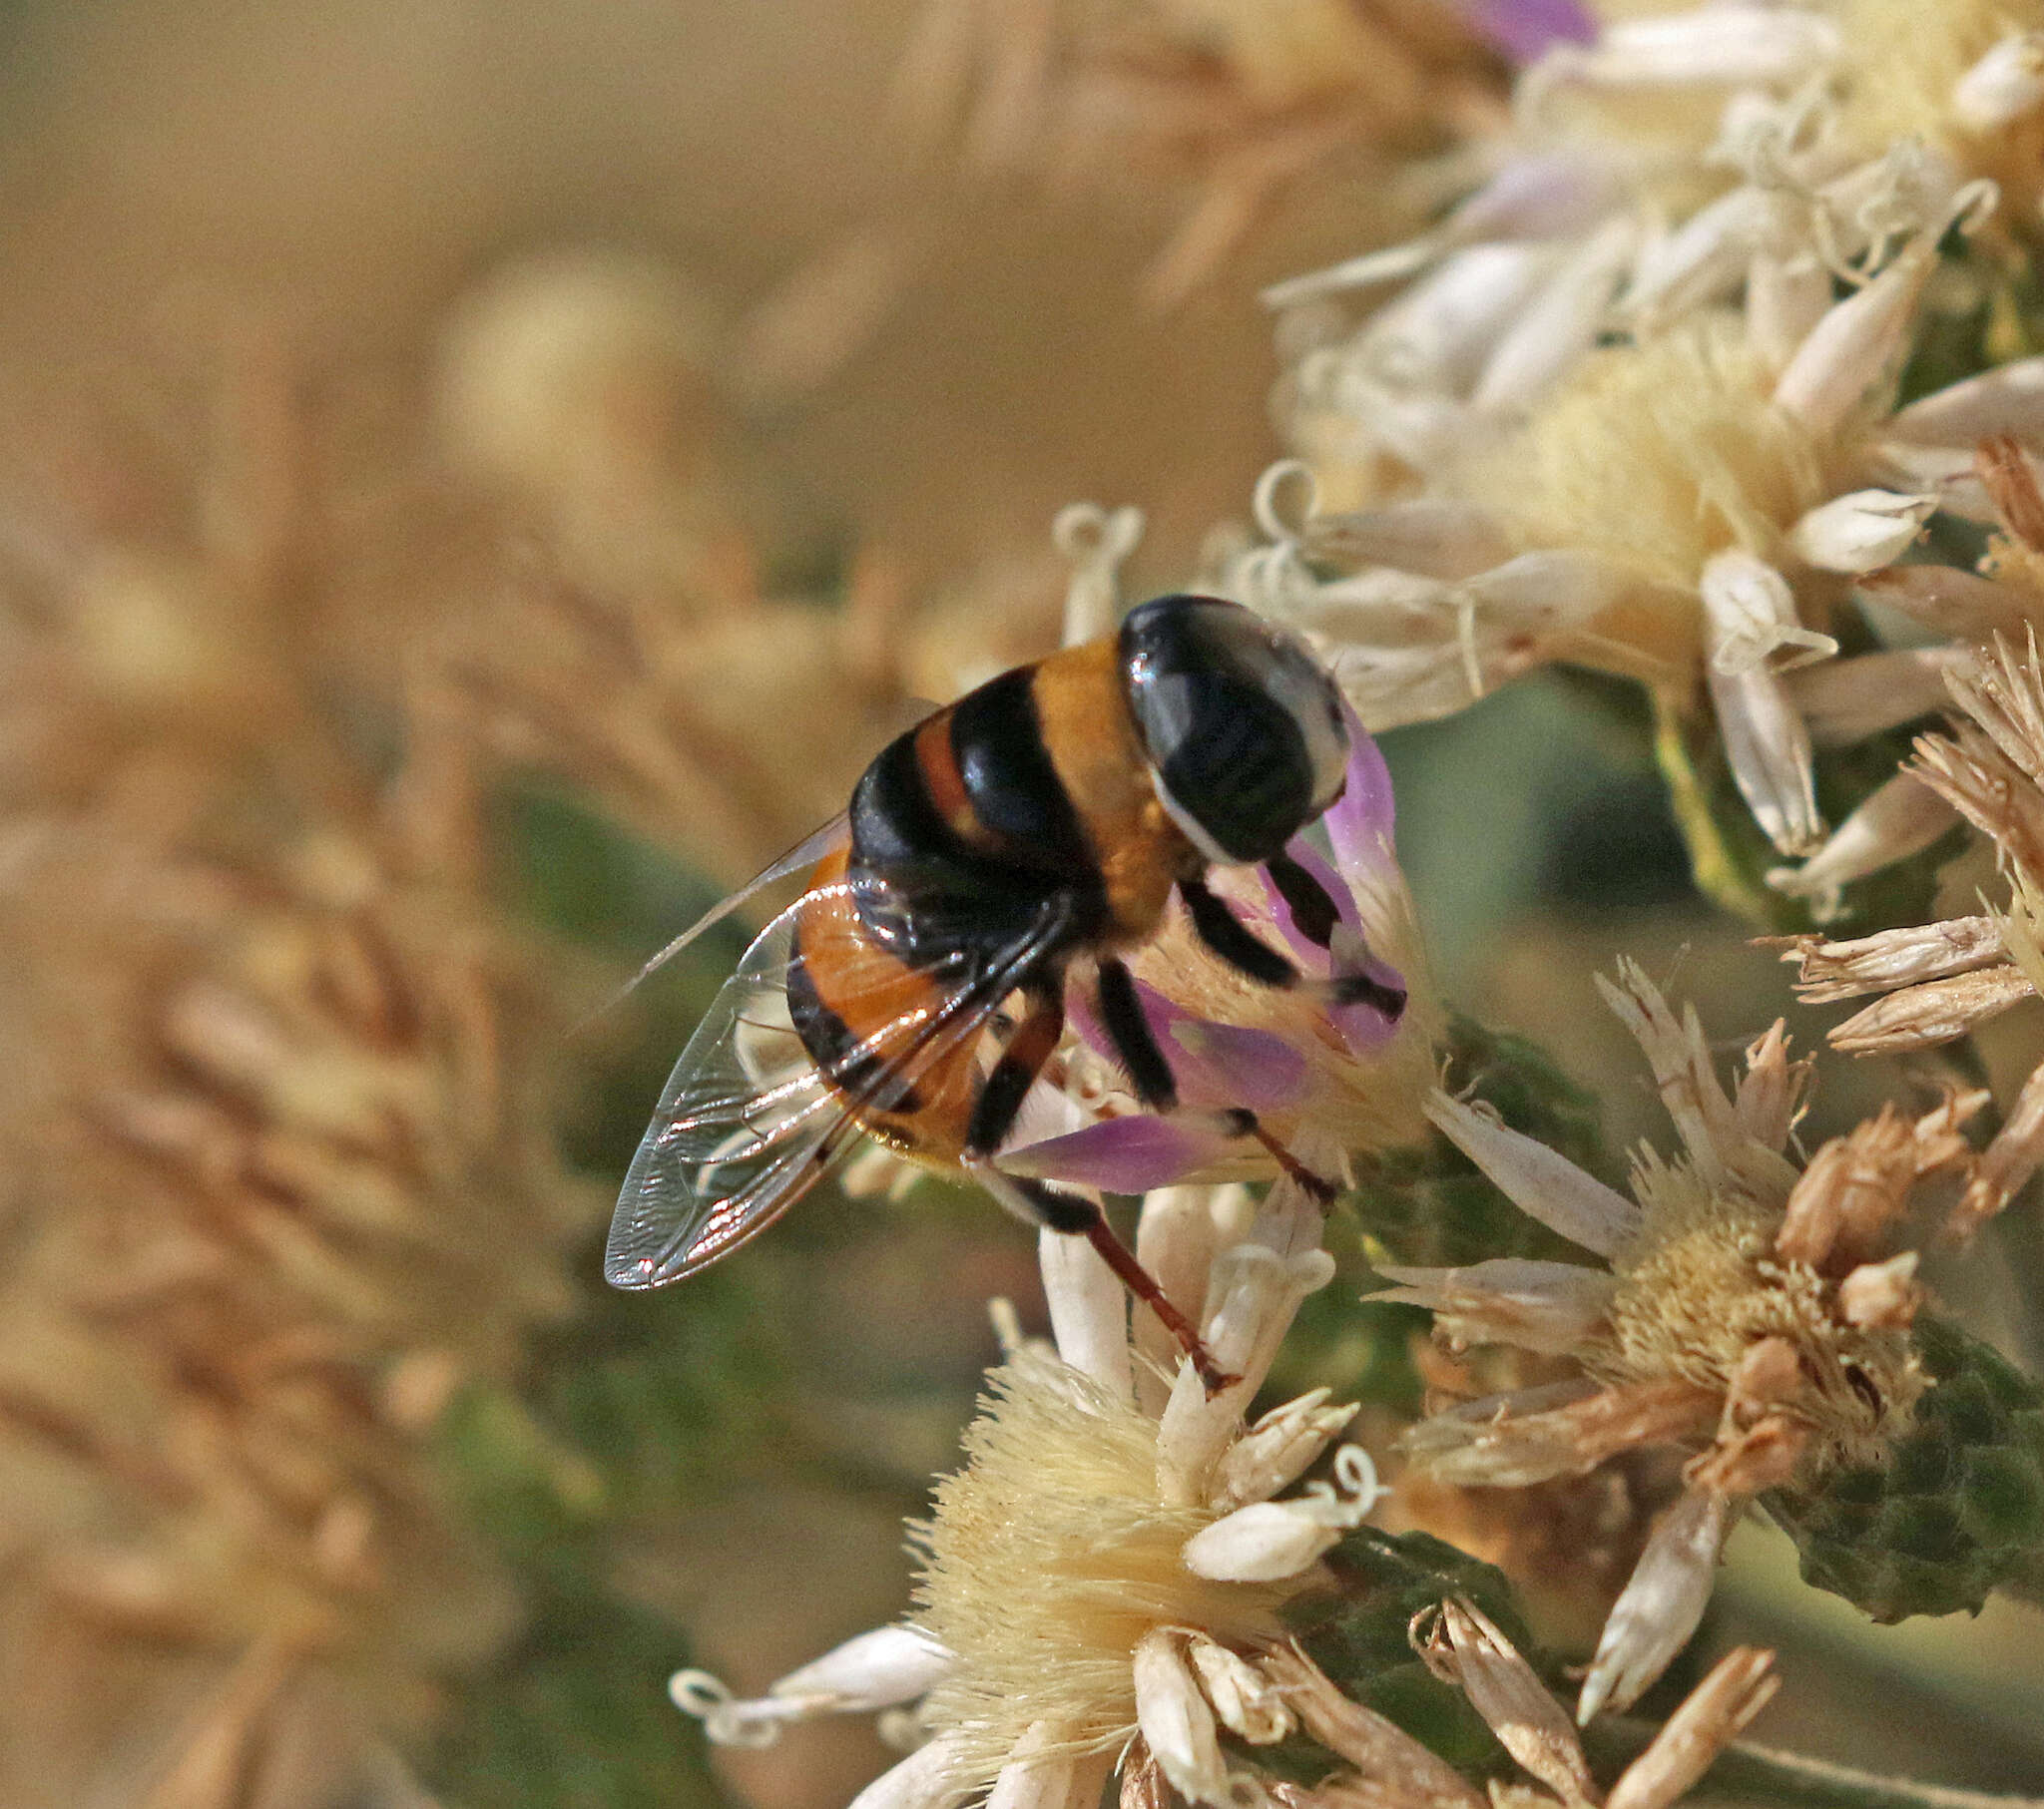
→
(0, 2, 2038, 1805)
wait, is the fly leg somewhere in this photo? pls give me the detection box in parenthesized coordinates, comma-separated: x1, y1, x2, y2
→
(1178, 868, 1408, 1020)
(962, 978, 1237, 1393)
(1097, 949, 1342, 1207)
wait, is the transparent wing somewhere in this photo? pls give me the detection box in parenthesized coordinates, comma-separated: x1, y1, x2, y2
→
(594, 812, 851, 1020)
(605, 878, 1071, 1288)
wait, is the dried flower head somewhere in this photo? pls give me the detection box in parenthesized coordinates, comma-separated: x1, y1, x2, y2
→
(1383, 962, 1973, 1718)
(1784, 632, 2044, 1234)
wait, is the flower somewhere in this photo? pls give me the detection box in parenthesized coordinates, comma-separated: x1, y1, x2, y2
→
(0, 339, 596, 1801)
(1221, 0, 2044, 878)
(1380, 962, 1974, 1719)
(1783, 632, 2044, 1235)
(1232, 166, 2006, 871)
(674, 1172, 1390, 1809)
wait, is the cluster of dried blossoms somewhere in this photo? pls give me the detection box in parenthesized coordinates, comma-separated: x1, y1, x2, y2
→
(1210, 0, 2044, 913)
(886, 0, 1514, 311)
(0, 343, 599, 1804)
(676, 1177, 1777, 1809)
(0, 243, 1021, 1805)
(1787, 631, 2044, 1232)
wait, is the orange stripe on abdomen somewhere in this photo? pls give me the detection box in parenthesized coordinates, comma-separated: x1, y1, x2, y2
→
(913, 710, 981, 843)
(791, 858, 976, 1164)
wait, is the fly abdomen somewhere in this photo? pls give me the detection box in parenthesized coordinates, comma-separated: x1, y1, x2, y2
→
(847, 667, 1103, 959)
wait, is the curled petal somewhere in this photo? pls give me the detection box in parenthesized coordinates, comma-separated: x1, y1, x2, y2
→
(1424, 1599, 1595, 1807)
(1216, 1388, 1360, 1508)
(1579, 1490, 1732, 1723)
(1952, 33, 2044, 132)
(1626, 185, 1785, 330)
(1403, 1378, 1717, 1488)
(1001, 1117, 1237, 1193)
(1302, 500, 1512, 582)
(1185, 1635, 1294, 1744)
(1788, 647, 1958, 746)
(988, 1725, 1115, 1809)
(1167, 1016, 1314, 1115)
(1071, 977, 1309, 1115)
(1358, 243, 1560, 392)
(849, 1731, 976, 1809)
(770, 1625, 955, 1713)
(1473, 215, 1639, 413)
(1885, 353, 2044, 448)
(1605, 1648, 1779, 1809)
(1156, 1197, 1335, 1504)
(1133, 1630, 1233, 1809)
(1788, 490, 1938, 575)
(1038, 1226, 1134, 1402)
(1701, 550, 1834, 676)
(1748, 251, 1832, 378)
(1535, 7, 1838, 89)
(1856, 563, 2032, 637)
(1826, 963, 2035, 1054)
(1781, 914, 2005, 1003)
(1774, 237, 1939, 437)
(1322, 704, 1398, 868)
(1183, 1501, 1345, 1582)
(1954, 1057, 2044, 1236)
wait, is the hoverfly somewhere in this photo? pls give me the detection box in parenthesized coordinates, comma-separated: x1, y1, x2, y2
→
(606, 595, 1404, 1387)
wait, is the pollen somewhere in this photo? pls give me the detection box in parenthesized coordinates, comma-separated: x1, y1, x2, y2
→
(910, 1353, 1291, 1786)
(1590, 1158, 1924, 1475)
(1465, 318, 1835, 599)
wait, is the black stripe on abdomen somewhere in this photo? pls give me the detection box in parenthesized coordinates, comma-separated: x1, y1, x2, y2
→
(947, 669, 1095, 873)
(785, 925, 922, 1113)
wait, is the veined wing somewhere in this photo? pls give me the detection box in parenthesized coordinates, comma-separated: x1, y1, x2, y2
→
(605, 878, 1071, 1288)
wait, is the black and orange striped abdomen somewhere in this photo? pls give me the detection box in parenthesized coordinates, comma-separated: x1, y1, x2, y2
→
(786, 844, 981, 1165)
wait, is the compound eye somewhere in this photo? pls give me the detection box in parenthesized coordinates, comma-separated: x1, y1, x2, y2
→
(1121, 596, 1349, 864)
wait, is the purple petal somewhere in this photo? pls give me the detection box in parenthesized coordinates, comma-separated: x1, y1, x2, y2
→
(1454, 0, 1597, 63)
(1071, 973, 1310, 1113)
(1321, 703, 1398, 880)
(1327, 948, 1409, 1056)
(1165, 1013, 1310, 1113)
(1000, 1116, 1237, 1192)
(1262, 838, 1355, 968)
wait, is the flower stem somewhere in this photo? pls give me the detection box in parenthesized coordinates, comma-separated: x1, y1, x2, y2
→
(1589, 1720, 2044, 1809)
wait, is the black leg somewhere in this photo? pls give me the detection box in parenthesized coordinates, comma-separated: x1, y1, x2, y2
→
(1179, 875, 1297, 986)
(965, 980, 1064, 1159)
(1266, 850, 1339, 950)
(1180, 874, 1407, 1020)
(1097, 957, 1179, 1114)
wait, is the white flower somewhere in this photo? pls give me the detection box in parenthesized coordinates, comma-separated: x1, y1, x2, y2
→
(673, 1173, 1385, 1809)
(1232, 0, 2044, 875)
